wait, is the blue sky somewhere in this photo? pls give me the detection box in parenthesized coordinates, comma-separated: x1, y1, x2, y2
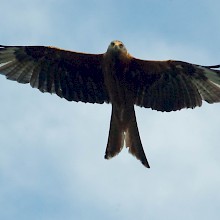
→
(0, 0, 220, 219)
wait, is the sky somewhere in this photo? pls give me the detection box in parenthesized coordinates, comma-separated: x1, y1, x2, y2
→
(0, 0, 220, 219)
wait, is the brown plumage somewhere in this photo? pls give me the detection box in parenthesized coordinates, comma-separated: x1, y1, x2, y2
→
(1, 40, 220, 168)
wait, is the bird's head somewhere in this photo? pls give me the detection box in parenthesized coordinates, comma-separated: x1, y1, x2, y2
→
(107, 40, 128, 55)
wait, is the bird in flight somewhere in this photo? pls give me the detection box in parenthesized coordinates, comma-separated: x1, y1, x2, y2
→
(0, 40, 220, 168)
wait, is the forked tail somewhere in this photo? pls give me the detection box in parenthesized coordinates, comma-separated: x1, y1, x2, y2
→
(105, 106, 150, 168)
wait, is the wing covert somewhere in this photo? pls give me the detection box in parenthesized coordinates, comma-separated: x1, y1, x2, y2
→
(0, 45, 109, 104)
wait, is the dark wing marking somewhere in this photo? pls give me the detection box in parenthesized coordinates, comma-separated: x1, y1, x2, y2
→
(127, 58, 220, 112)
(0, 45, 109, 104)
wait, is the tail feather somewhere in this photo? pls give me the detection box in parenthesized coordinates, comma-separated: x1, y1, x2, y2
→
(125, 116, 150, 168)
(105, 109, 125, 159)
(105, 105, 150, 168)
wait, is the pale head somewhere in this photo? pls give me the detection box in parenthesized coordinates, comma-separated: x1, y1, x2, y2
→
(107, 40, 128, 54)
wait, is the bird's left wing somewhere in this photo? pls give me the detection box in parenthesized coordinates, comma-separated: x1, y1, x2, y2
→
(0, 45, 109, 104)
(127, 58, 220, 112)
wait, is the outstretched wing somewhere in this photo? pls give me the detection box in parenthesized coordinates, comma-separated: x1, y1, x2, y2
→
(0, 45, 109, 104)
(128, 58, 220, 112)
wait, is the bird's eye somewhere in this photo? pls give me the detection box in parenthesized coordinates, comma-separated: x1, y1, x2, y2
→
(119, 43, 124, 48)
(111, 42, 115, 46)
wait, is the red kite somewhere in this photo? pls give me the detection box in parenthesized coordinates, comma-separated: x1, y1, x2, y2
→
(0, 40, 220, 168)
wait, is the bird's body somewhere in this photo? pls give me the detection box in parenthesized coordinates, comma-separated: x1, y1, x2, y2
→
(103, 41, 149, 167)
(0, 40, 220, 168)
